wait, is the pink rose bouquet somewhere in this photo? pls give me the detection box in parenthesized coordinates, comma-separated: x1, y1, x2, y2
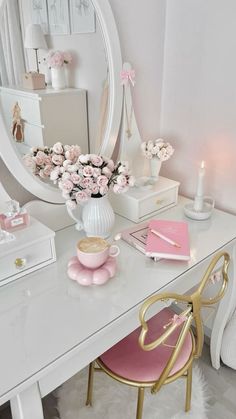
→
(23, 142, 134, 208)
(141, 138, 174, 161)
(46, 50, 73, 69)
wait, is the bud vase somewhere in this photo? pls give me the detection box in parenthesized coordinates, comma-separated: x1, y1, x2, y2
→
(67, 194, 115, 238)
(51, 67, 66, 90)
(150, 158, 162, 181)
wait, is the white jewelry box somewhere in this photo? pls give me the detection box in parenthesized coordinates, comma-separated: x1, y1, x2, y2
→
(0, 217, 56, 287)
(110, 177, 180, 223)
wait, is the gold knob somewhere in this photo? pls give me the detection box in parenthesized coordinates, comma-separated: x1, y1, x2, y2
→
(15, 258, 26, 269)
(156, 199, 164, 205)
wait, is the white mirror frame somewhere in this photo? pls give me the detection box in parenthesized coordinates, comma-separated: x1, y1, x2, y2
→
(0, 0, 122, 204)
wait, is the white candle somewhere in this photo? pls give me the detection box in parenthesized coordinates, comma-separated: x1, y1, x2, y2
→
(196, 161, 205, 197)
(193, 161, 205, 211)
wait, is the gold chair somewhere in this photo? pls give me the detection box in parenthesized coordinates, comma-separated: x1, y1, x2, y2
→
(86, 251, 230, 419)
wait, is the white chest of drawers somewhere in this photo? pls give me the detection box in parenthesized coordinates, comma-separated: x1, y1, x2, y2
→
(0, 86, 88, 152)
(110, 177, 180, 222)
(0, 217, 56, 286)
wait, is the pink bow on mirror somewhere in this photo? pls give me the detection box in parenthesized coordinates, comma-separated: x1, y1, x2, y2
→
(121, 69, 135, 87)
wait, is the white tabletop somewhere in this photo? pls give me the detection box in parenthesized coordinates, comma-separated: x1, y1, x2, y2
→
(0, 197, 236, 401)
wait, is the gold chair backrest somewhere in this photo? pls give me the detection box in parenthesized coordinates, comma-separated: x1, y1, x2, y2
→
(138, 251, 230, 393)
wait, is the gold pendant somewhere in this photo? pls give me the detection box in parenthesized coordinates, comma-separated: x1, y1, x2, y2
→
(126, 128, 132, 138)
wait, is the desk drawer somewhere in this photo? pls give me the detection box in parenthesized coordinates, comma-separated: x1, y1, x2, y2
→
(0, 238, 55, 285)
(139, 188, 176, 219)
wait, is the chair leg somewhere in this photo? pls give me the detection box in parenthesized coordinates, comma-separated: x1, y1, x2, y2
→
(136, 387, 145, 419)
(185, 363, 193, 412)
(86, 361, 95, 406)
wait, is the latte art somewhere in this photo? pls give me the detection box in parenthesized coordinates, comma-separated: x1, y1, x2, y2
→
(78, 237, 108, 253)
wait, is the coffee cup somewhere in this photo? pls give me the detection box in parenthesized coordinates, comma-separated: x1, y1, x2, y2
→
(77, 236, 120, 269)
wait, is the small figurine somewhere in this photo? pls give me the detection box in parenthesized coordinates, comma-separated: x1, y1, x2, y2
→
(12, 102, 24, 142)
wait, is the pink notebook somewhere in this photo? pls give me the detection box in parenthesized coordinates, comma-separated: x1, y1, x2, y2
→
(145, 220, 190, 261)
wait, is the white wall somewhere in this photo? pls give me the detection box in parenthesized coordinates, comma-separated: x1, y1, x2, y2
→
(160, 0, 236, 213)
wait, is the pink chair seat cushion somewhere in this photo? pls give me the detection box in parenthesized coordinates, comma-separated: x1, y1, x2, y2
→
(99, 308, 193, 383)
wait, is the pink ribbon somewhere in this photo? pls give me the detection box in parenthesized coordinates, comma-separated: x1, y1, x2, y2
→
(121, 69, 135, 87)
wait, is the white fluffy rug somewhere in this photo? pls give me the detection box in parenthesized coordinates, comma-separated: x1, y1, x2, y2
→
(53, 364, 208, 419)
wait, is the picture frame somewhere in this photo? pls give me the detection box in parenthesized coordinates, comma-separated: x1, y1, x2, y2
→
(70, 0, 96, 34)
(47, 0, 70, 35)
(31, 0, 49, 34)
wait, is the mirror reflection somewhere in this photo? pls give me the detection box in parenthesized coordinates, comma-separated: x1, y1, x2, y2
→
(0, 0, 109, 164)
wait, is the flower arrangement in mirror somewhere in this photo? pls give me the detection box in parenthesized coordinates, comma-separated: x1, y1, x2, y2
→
(46, 50, 73, 90)
(23, 143, 135, 237)
(141, 139, 174, 182)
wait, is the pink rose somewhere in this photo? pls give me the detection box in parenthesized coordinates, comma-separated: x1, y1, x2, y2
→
(97, 175, 108, 187)
(116, 175, 127, 187)
(63, 159, 72, 168)
(99, 185, 109, 195)
(43, 164, 53, 177)
(75, 191, 89, 203)
(65, 149, 76, 162)
(52, 154, 65, 166)
(90, 155, 103, 167)
(50, 167, 60, 181)
(65, 146, 81, 162)
(59, 179, 74, 193)
(93, 167, 101, 178)
(70, 173, 81, 184)
(79, 154, 89, 164)
(91, 184, 99, 195)
(39, 169, 47, 178)
(48, 51, 64, 68)
(52, 142, 64, 154)
(80, 177, 93, 188)
(66, 164, 78, 173)
(35, 151, 47, 166)
(83, 165, 94, 177)
(107, 159, 115, 171)
(102, 167, 112, 178)
(62, 172, 71, 180)
(23, 155, 36, 172)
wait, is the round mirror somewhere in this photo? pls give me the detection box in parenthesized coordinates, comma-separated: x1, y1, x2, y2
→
(0, 0, 122, 203)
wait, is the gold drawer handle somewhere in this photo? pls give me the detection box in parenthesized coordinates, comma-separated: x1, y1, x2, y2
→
(15, 258, 26, 269)
(156, 199, 165, 205)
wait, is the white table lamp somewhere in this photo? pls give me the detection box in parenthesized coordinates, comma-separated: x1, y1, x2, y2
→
(24, 24, 47, 73)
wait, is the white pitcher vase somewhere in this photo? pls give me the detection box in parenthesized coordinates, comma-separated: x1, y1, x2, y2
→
(51, 67, 66, 90)
(67, 195, 115, 238)
(150, 158, 162, 181)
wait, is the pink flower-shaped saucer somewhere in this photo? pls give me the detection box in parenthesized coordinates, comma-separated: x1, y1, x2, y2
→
(67, 256, 117, 286)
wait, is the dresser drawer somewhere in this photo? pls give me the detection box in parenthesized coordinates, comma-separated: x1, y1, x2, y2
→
(139, 188, 176, 219)
(0, 217, 56, 286)
(23, 122, 44, 148)
(0, 239, 53, 284)
(1, 92, 41, 126)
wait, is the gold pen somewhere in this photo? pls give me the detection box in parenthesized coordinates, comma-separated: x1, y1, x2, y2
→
(150, 229, 181, 248)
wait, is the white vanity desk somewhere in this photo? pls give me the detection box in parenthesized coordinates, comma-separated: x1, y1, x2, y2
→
(1, 196, 236, 419)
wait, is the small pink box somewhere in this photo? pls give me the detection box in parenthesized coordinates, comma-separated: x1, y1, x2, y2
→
(22, 72, 46, 90)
